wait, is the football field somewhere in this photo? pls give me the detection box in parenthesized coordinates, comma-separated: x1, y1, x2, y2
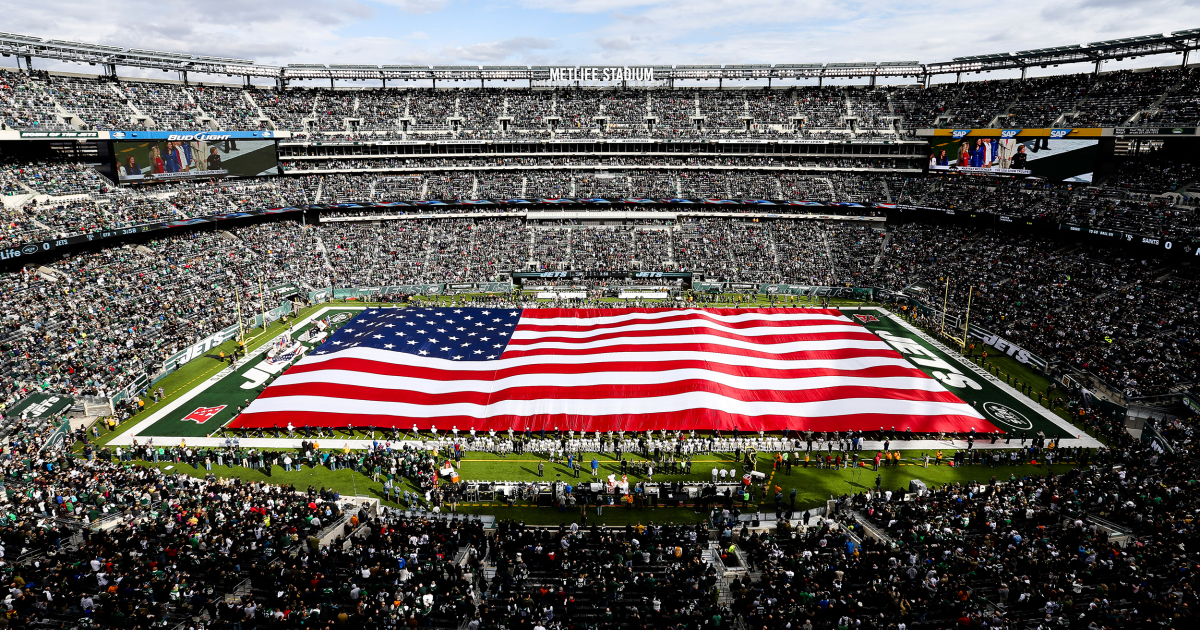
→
(108, 305, 1099, 449)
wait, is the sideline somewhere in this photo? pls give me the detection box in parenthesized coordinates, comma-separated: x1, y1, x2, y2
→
(876, 308, 1103, 449)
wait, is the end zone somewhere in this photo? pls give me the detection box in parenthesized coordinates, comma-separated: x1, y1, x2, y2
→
(107, 305, 368, 446)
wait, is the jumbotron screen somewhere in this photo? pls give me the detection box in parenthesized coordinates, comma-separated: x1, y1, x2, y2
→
(927, 137, 1099, 183)
(114, 139, 280, 183)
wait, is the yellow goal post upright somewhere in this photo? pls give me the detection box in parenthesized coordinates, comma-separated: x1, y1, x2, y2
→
(258, 274, 267, 331)
(958, 285, 974, 354)
(940, 276, 950, 336)
(235, 284, 245, 345)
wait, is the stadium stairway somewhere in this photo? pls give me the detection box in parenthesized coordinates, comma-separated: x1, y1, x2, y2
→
(1135, 73, 1187, 124)
(111, 84, 153, 127)
(0, 190, 35, 209)
(26, 78, 77, 131)
(872, 230, 890, 272)
(844, 508, 894, 545)
(82, 398, 113, 418)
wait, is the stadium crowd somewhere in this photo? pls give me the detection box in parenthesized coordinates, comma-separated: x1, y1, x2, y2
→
(0, 439, 487, 629)
(5, 65, 1200, 139)
(0, 384, 1192, 629)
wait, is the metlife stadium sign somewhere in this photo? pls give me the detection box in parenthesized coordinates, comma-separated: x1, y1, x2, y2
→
(109, 130, 277, 140)
(548, 67, 656, 83)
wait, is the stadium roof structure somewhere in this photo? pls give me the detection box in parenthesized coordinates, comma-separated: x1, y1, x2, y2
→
(1, 27, 1199, 84)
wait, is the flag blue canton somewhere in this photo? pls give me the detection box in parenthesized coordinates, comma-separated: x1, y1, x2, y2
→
(312, 307, 523, 361)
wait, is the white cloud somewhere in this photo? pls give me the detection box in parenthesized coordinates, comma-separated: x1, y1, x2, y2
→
(596, 36, 640, 51)
(0, 0, 377, 64)
(4, 0, 1200, 77)
(372, 0, 451, 14)
(445, 37, 558, 62)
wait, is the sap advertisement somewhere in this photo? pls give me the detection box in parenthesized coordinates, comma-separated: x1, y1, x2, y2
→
(927, 133, 1099, 183)
(114, 136, 280, 183)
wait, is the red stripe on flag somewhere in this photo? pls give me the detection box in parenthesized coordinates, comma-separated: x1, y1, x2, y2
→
(227, 409, 993, 434)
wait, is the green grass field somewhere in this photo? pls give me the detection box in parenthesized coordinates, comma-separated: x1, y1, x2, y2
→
(131, 449, 1073, 525)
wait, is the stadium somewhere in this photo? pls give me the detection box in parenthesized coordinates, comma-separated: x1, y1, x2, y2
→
(0, 13, 1196, 630)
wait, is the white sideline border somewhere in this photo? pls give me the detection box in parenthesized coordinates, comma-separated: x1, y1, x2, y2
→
(108, 305, 367, 446)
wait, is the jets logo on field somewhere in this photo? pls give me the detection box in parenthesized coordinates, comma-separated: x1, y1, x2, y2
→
(982, 402, 1033, 431)
(182, 405, 226, 424)
(854, 314, 879, 323)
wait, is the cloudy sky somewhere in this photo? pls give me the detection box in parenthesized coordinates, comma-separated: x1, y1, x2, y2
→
(6, 0, 1200, 84)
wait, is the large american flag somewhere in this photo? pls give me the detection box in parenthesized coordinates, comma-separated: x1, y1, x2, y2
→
(230, 307, 992, 433)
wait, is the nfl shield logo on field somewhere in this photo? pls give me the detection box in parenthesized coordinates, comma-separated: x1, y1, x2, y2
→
(182, 405, 227, 424)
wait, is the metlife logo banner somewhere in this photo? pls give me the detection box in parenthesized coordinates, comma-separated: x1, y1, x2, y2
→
(0, 242, 48, 261)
